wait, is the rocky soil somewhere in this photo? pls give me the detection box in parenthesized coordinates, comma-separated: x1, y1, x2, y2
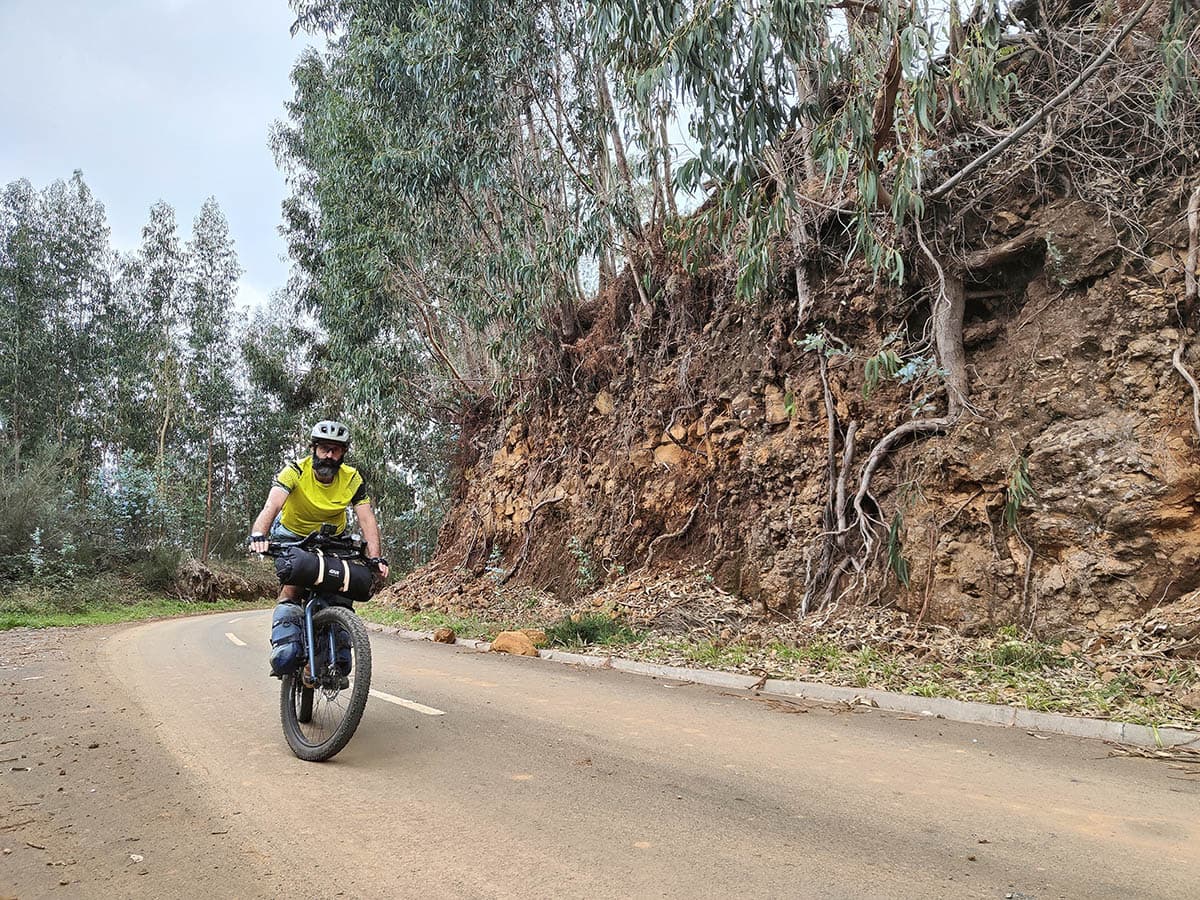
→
(389, 194, 1200, 625)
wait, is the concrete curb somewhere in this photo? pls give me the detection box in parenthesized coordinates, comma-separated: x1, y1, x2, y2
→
(363, 622, 1200, 750)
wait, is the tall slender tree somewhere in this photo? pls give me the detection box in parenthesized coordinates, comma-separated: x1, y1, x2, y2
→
(182, 197, 243, 560)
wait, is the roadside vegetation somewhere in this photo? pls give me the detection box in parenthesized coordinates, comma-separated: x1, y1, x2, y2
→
(633, 627, 1199, 728)
(358, 604, 643, 650)
(365, 587, 1200, 729)
(0, 579, 269, 629)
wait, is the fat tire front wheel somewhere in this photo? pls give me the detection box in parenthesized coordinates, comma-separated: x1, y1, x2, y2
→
(279, 605, 372, 761)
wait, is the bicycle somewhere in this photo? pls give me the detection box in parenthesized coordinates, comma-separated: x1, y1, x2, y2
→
(263, 532, 376, 762)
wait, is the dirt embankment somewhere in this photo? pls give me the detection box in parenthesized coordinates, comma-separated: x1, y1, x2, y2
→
(382, 192, 1200, 646)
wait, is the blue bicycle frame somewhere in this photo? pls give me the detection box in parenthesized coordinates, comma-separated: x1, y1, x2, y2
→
(303, 595, 340, 683)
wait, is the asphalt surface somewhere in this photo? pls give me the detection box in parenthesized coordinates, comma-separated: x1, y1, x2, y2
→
(5, 610, 1199, 898)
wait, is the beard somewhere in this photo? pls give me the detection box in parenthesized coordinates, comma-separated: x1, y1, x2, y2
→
(313, 456, 342, 481)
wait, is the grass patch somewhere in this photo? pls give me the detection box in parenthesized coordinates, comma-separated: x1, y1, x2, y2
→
(684, 639, 751, 667)
(625, 625, 1199, 729)
(544, 613, 640, 649)
(357, 604, 509, 642)
(0, 574, 268, 629)
(357, 606, 642, 649)
(970, 627, 1069, 671)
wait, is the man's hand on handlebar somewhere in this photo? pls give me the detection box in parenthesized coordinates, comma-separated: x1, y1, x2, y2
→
(369, 557, 390, 581)
(248, 533, 270, 555)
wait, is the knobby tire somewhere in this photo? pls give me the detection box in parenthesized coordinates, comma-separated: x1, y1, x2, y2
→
(279, 604, 372, 762)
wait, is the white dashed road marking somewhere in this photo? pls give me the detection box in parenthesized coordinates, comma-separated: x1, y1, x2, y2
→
(368, 688, 445, 716)
(227, 616, 245, 624)
(225, 633, 247, 647)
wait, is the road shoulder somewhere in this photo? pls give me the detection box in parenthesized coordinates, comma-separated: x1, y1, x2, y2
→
(1, 626, 287, 898)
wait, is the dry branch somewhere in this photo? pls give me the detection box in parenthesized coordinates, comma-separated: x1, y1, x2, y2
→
(930, 0, 1157, 199)
(961, 226, 1046, 270)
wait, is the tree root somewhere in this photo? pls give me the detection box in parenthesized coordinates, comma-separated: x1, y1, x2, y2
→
(853, 417, 955, 557)
(1173, 343, 1200, 442)
(1174, 186, 1200, 442)
(644, 489, 707, 569)
(499, 495, 566, 585)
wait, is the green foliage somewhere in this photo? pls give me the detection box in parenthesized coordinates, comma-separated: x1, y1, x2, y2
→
(138, 545, 183, 593)
(974, 627, 1068, 671)
(356, 605, 500, 642)
(1004, 455, 1034, 530)
(567, 535, 598, 590)
(886, 510, 910, 588)
(863, 348, 903, 399)
(544, 613, 638, 648)
(0, 578, 262, 630)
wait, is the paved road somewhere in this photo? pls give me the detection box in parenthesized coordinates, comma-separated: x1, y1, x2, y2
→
(5, 611, 1199, 898)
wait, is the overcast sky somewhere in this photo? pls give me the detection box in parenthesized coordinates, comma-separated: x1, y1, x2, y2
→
(0, 0, 314, 310)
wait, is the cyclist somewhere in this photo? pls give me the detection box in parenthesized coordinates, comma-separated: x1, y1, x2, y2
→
(248, 420, 390, 677)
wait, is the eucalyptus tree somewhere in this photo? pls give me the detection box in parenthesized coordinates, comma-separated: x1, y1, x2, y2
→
(281, 0, 616, 404)
(0, 178, 47, 457)
(0, 173, 113, 462)
(138, 201, 188, 472)
(182, 197, 244, 559)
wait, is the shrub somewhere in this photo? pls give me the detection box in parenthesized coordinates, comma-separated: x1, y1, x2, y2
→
(544, 613, 637, 648)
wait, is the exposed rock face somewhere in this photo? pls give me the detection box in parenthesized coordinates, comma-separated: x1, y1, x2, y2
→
(414, 199, 1200, 635)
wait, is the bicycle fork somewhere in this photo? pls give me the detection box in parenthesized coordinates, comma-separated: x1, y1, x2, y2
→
(303, 600, 339, 687)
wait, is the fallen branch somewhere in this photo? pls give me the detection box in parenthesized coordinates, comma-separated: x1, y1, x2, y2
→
(930, 0, 1157, 200)
(1107, 742, 1200, 763)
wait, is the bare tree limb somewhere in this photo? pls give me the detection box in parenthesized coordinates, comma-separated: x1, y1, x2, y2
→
(961, 226, 1045, 270)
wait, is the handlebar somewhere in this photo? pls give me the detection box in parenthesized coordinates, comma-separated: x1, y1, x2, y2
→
(250, 531, 367, 560)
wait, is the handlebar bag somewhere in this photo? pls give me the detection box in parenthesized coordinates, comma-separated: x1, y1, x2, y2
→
(274, 546, 374, 602)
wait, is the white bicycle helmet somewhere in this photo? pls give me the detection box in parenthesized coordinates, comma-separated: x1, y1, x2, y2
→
(311, 420, 351, 446)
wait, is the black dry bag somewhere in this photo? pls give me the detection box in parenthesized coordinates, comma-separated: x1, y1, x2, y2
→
(274, 546, 375, 602)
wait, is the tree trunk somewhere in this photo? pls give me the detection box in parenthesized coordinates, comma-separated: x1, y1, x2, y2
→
(917, 228, 971, 417)
(935, 268, 969, 416)
(202, 427, 213, 563)
(597, 68, 640, 238)
(659, 110, 679, 220)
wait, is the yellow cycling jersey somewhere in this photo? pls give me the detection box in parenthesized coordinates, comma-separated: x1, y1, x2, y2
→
(273, 456, 370, 536)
